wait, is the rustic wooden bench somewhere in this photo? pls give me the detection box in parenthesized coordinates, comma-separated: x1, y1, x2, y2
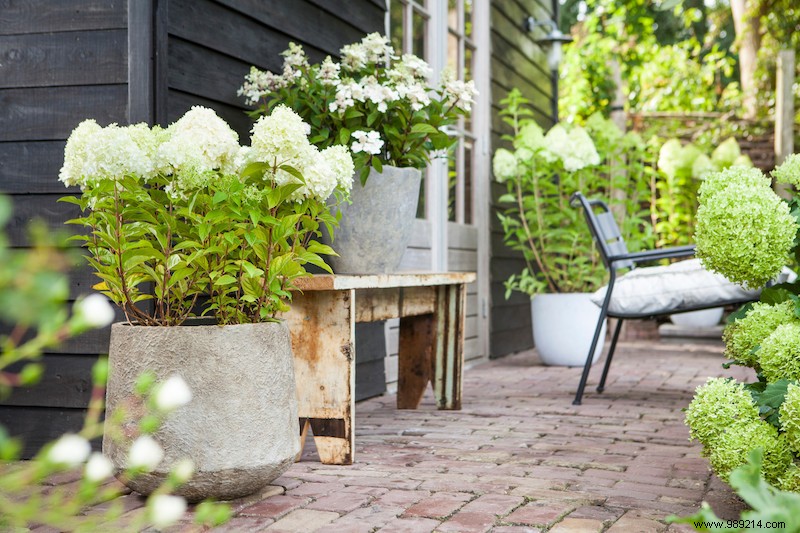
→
(285, 272, 476, 465)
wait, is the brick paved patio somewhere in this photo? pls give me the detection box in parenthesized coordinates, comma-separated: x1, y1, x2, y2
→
(45, 338, 755, 532)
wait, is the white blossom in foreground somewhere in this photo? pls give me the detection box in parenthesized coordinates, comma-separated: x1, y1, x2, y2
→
(154, 375, 193, 412)
(148, 494, 187, 528)
(75, 294, 116, 328)
(85, 452, 114, 481)
(128, 435, 164, 471)
(351, 130, 384, 155)
(172, 458, 196, 483)
(48, 434, 91, 467)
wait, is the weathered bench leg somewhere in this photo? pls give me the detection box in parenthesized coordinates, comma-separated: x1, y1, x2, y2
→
(433, 284, 464, 410)
(397, 313, 435, 409)
(285, 290, 355, 465)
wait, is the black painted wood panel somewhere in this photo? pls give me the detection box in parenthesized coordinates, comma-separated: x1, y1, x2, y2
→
(0, 0, 126, 36)
(0, 85, 128, 142)
(0, 406, 100, 458)
(3, 354, 98, 408)
(0, 30, 127, 89)
(0, 141, 78, 194)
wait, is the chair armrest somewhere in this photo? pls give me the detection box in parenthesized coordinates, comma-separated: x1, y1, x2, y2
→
(608, 245, 696, 266)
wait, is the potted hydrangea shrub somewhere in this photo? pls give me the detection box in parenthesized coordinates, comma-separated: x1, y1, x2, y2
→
(684, 156, 800, 491)
(492, 89, 653, 366)
(239, 33, 477, 273)
(59, 105, 353, 501)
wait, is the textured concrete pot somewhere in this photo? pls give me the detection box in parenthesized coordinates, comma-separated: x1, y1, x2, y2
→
(532, 293, 607, 367)
(103, 321, 300, 502)
(322, 165, 421, 274)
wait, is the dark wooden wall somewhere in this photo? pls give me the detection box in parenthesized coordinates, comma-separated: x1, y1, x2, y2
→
(489, 0, 555, 357)
(0, 0, 385, 455)
(0, 0, 129, 454)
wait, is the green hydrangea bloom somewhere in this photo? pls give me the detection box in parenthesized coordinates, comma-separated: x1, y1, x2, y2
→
(708, 421, 792, 484)
(584, 112, 623, 146)
(658, 138, 684, 179)
(772, 153, 800, 187)
(685, 377, 760, 446)
(779, 383, 800, 455)
(692, 154, 715, 179)
(695, 180, 796, 288)
(779, 464, 800, 492)
(760, 323, 800, 382)
(492, 148, 517, 183)
(711, 137, 742, 168)
(722, 301, 796, 367)
(697, 165, 770, 203)
(515, 122, 545, 152)
(733, 154, 753, 168)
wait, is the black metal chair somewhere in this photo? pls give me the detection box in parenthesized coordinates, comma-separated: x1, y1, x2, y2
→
(569, 192, 759, 405)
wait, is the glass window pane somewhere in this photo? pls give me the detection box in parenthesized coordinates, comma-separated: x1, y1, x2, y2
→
(390, 1, 405, 52)
(448, 0, 458, 31)
(447, 31, 459, 74)
(464, 140, 473, 224)
(417, 168, 426, 218)
(465, 0, 473, 38)
(412, 9, 426, 58)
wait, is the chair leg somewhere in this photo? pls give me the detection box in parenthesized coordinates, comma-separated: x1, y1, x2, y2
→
(597, 318, 623, 393)
(573, 306, 609, 406)
(573, 272, 617, 406)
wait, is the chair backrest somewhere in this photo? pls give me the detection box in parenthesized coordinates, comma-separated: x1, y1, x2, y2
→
(570, 192, 633, 271)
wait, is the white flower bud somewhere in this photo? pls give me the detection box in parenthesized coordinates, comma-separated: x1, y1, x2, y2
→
(48, 434, 91, 467)
(85, 452, 114, 481)
(154, 375, 193, 412)
(172, 458, 195, 483)
(148, 494, 187, 528)
(75, 294, 116, 328)
(127, 435, 164, 471)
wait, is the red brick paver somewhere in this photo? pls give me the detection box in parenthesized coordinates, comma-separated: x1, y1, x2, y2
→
(33, 339, 752, 531)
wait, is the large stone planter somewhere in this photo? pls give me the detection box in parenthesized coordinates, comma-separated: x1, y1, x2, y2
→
(322, 165, 422, 274)
(103, 321, 300, 502)
(532, 293, 607, 367)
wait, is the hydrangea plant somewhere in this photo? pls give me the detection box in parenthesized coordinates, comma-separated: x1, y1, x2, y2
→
(685, 154, 800, 493)
(239, 33, 477, 184)
(492, 89, 654, 296)
(60, 105, 353, 326)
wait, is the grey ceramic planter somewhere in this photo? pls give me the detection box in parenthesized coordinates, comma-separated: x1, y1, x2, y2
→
(323, 165, 422, 274)
(103, 321, 300, 502)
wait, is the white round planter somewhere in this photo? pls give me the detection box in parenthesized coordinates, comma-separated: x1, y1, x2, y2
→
(103, 321, 300, 502)
(322, 165, 421, 274)
(669, 307, 724, 328)
(532, 293, 607, 367)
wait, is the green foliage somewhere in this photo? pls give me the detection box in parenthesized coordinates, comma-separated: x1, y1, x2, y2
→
(670, 449, 800, 532)
(493, 89, 654, 296)
(0, 198, 229, 531)
(240, 35, 475, 181)
(62, 107, 348, 326)
(685, 378, 761, 448)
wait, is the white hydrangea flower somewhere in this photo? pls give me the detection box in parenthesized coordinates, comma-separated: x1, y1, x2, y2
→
(442, 75, 478, 112)
(320, 145, 355, 195)
(250, 105, 313, 166)
(319, 56, 341, 86)
(340, 42, 368, 70)
(492, 148, 517, 182)
(148, 494, 187, 529)
(48, 434, 91, 467)
(397, 54, 432, 80)
(542, 125, 600, 172)
(156, 106, 240, 184)
(396, 82, 430, 111)
(154, 375, 193, 412)
(351, 130, 384, 155)
(128, 435, 164, 471)
(360, 76, 398, 112)
(281, 42, 308, 70)
(60, 121, 154, 188)
(360, 32, 393, 63)
(85, 452, 114, 481)
(237, 66, 287, 105)
(74, 294, 116, 328)
(60, 120, 102, 187)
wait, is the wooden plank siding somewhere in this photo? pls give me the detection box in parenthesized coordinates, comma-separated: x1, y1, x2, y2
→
(489, 0, 556, 357)
(0, 0, 130, 456)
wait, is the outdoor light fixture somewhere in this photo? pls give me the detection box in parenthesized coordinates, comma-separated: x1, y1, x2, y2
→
(524, 17, 573, 71)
